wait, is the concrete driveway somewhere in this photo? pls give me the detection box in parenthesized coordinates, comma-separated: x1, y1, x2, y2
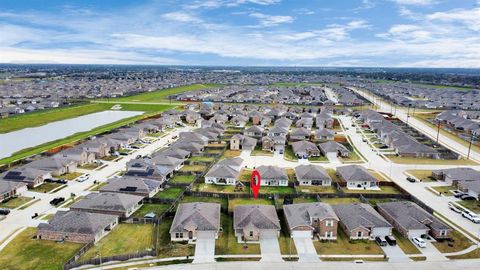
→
(292, 236, 320, 262)
(193, 231, 216, 264)
(418, 241, 448, 261)
(381, 244, 411, 262)
(259, 231, 283, 262)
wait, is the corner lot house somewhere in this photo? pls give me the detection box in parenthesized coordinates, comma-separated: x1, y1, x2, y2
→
(336, 165, 379, 190)
(256, 165, 289, 186)
(332, 203, 392, 240)
(99, 176, 161, 198)
(0, 180, 27, 202)
(1, 167, 51, 188)
(457, 180, 480, 200)
(234, 205, 281, 242)
(295, 165, 332, 186)
(204, 158, 243, 185)
(70, 192, 143, 217)
(431, 168, 480, 185)
(170, 202, 221, 242)
(284, 203, 339, 240)
(37, 211, 118, 243)
(377, 201, 451, 239)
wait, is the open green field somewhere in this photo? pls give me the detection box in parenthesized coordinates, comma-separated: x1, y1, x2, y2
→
(102, 84, 219, 103)
(80, 224, 154, 260)
(0, 227, 83, 270)
(215, 213, 260, 255)
(313, 229, 384, 255)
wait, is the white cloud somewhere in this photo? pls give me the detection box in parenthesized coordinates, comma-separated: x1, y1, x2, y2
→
(427, 7, 480, 31)
(162, 11, 202, 23)
(392, 0, 437, 5)
(249, 12, 294, 27)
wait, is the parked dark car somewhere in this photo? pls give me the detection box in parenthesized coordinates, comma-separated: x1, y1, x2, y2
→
(49, 197, 65, 206)
(406, 177, 416, 183)
(375, 236, 387, 246)
(385, 235, 397, 246)
(460, 194, 476, 200)
(56, 179, 68, 184)
(454, 192, 466, 198)
(379, 145, 389, 149)
(0, 208, 11, 215)
(44, 178, 55, 183)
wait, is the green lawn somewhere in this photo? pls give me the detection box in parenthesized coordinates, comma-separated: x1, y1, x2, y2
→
(133, 203, 171, 218)
(342, 185, 402, 194)
(0, 196, 34, 209)
(259, 186, 296, 195)
(215, 213, 260, 255)
(283, 145, 298, 161)
(103, 84, 219, 103)
(31, 182, 64, 193)
(228, 198, 274, 212)
(0, 227, 83, 270)
(179, 165, 207, 173)
(80, 224, 154, 260)
(169, 175, 196, 184)
(432, 229, 473, 253)
(188, 156, 215, 163)
(295, 185, 337, 194)
(405, 170, 435, 182)
(62, 172, 83, 180)
(313, 229, 384, 255)
(154, 187, 184, 200)
(88, 181, 109, 191)
(293, 197, 319, 204)
(180, 196, 228, 210)
(221, 150, 241, 159)
(431, 185, 455, 196)
(447, 248, 480, 259)
(392, 230, 421, 255)
(319, 197, 361, 205)
(193, 183, 241, 194)
(279, 215, 297, 256)
(458, 200, 480, 214)
(157, 218, 195, 258)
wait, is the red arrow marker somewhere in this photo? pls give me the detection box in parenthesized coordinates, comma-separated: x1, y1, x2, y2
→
(250, 169, 261, 199)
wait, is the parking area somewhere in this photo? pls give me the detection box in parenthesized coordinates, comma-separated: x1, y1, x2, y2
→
(193, 231, 216, 264)
(292, 236, 320, 262)
(259, 231, 283, 262)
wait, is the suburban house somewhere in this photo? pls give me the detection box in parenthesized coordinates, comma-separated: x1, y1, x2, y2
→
(295, 165, 332, 186)
(284, 203, 339, 240)
(171, 140, 205, 156)
(318, 141, 350, 158)
(170, 202, 221, 242)
(431, 168, 480, 185)
(56, 147, 95, 166)
(336, 165, 379, 190)
(233, 204, 281, 242)
(28, 157, 78, 177)
(256, 165, 289, 186)
(0, 167, 51, 188)
(314, 128, 335, 141)
(268, 126, 289, 137)
(151, 154, 185, 171)
(36, 211, 118, 243)
(332, 203, 392, 240)
(179, 132, 209, 146)
(204, 158, 243, 185)
(230, 134, 257, 151)
(99, 176, 161, 198)
(231, 115, 249, 127)
(261, 135, 286, 152)
(125, 159, 172, 182)
(243, 125, 264, 139)
(159, 148, 191, 160)
(289, 127, 311, 141)
(457, 180, 480, 200)
(377, 201, 451, 239)
(80, 140, 110, 158)
(316, 112, 334, 129)
(0, 180, 27, 202)
(295, 118, 314, 129)
(70, 192, 143, 217)
(291, 140, 321, 159)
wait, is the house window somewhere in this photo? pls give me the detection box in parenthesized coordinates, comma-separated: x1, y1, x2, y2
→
(249, 231, 254, 237)
(440, 230, 447, 236)
(175, 233, 183, 239)
(357, 231, 363, 238)
(325, 231, 332, 238)
(326, 220, 333, 227)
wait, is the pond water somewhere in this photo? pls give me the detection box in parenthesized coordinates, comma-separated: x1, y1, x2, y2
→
(0, 110, 143, 159)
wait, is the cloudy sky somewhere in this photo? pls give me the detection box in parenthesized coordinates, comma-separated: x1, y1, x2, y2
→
(0, 0, 479, 67)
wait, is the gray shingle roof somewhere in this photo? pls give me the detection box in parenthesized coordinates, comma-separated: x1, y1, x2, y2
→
(336, 165, 377, 183)
(70, 192, 143, 213)
(37, 210, 117, 235)
(332, 203, 391, 232)
(256, 166, 288, 180)
(170, 202, 220, 233)
(234, 204, 280, 230)
(295, 165, 330, 181)
(99, 177, 160, 195)
(284, 203, 338, 230)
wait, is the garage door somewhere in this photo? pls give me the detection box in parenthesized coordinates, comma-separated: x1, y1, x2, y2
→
(292, 231, 312, 238)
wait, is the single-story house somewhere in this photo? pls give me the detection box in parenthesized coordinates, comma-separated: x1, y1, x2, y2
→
(336, 165, 379, 190)
(295, 165, 332, 186)
(256, 165, 289, 187)
(170, 202, 221, 242)
(0, 180, 27, 202)
(70, 192, 143, 217)
(457, 180, 480, 200)
(284, 203, 339, 240)
(99, 176, 161, 198)
(377, 201, 451, 239)
(291, 140, 320, 158)
(318, 141, 350, 158)
(0, 167, 51, 188)
(289, 127, 311, 141)
(314, 128, 335, 141)
(37, 211, 118, 243)
(234, 204, 281, 242)
(431, 168, 480, 185)
(204, 158, 243, 185)
(243, 125, 264, 139)
(332, 203, 392, 240)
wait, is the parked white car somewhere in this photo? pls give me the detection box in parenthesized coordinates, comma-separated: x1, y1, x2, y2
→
(412, 237, 427, 248)
(462, 210, 480, 223)
(76, 174, 90, 182)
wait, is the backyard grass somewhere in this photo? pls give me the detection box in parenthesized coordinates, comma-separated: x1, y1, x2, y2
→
(405, 170, 435, 182)
(286, 168, 296, 182)
(80, 224, 154, 260)
(392, 230, 421, 255)
(293, 197, 319, 204)
(180, 196, 228, 210)
(283, 145, 298, 161)
(0, 227, 83, 270)
(188, 156, 214, 163)
(388, 156, 478, 165)
(313, 229, 384, 255)
(193, 183, 239, 194)
(179, 165, 207, 173)
(157, 218, 195, 258)
(169, 175, 196, 184)
(432, 229, 473, 253)
(0, 196, 34, 209)
(326, 168, 341, 183)
(458, 200, 480, 214)
(342, 185, 402, 194)
(319, 197, 361, 205)
(154, 187, 184, 200)
(431, 185, 455, 196)
(221, 150, 241, 158)
(295, 185, 337, 194)
(228, 198, 274, 212)
(31, 182, 64, 193)
(279, 214, 297, 256)
(133, 203, 171, 218)
(259, 186, 296, 195)
(215, 213, 260, 255)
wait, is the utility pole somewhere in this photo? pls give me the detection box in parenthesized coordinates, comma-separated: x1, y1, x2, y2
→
(436, 122, 441, 143)
(406, 105, 411, 124)
(467, 133, 476, 160)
